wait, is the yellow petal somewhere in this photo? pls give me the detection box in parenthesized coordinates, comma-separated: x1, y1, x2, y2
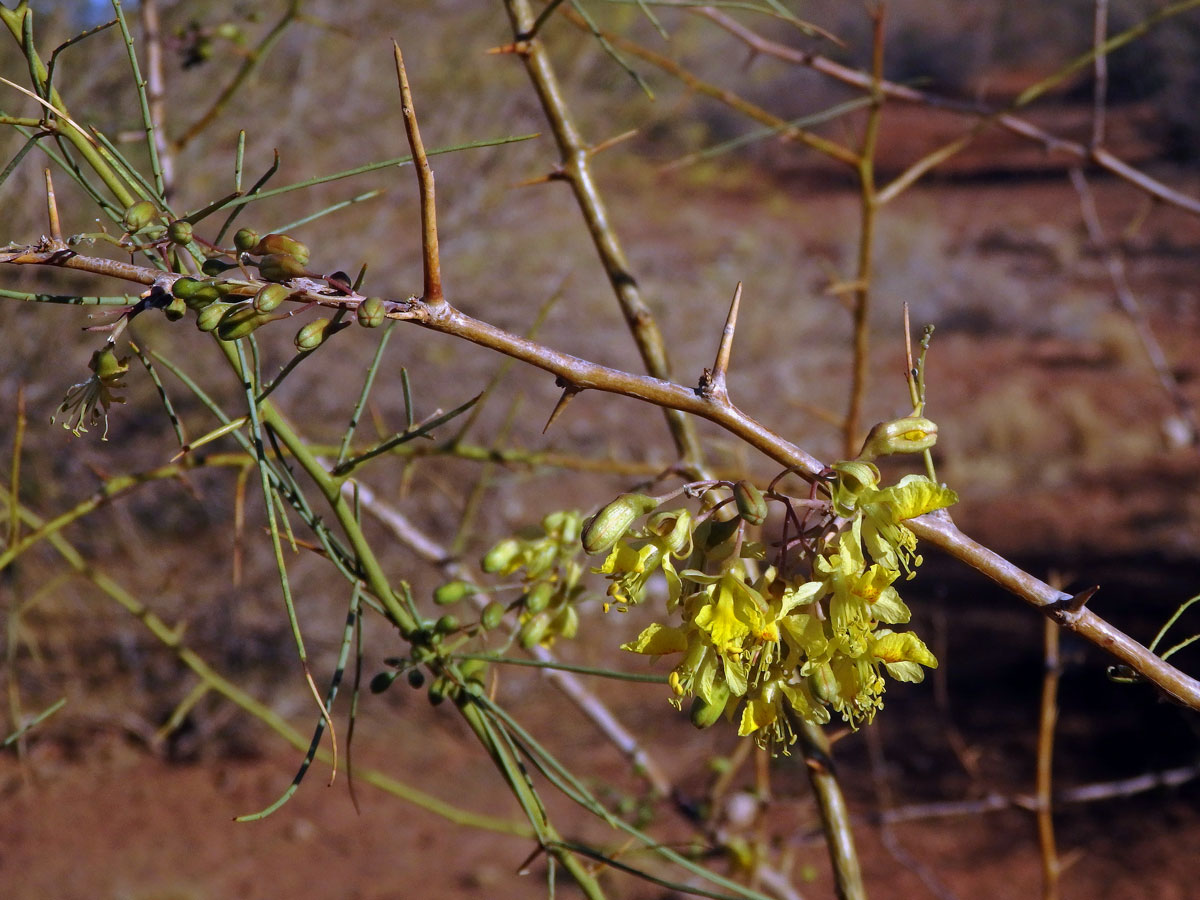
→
(622, 623, 688, 656)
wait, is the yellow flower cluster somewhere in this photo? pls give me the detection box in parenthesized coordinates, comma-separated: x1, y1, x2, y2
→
(596, 463, 957, 753)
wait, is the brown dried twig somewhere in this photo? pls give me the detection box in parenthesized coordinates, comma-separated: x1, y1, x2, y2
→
(1037, 618, 1062, 900)
(698, 4, 1200, 217)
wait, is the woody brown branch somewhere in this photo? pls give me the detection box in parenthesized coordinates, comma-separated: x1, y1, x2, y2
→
(4, 246, 1198, 711)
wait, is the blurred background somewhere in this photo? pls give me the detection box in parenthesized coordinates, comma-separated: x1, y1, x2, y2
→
(1, 1, 1199, 898)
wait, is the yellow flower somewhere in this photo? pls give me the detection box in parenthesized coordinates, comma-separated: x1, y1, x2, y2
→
(737, 672, 828, 750)
(684, 568, 765, 658)
(53, 347, 129, 440)
(594, 508, 691, 609)
(860, 475, 958, 576)
(870, 628, 938, 683)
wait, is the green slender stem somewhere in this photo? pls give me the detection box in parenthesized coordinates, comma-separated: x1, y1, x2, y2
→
(214, 134, 538, 213)
(466, 700, 608, 899)
(460, 653, 668, 683)
(800, 722, 866, 900)
(272, 189, 381, 233)
(0, 5, 136, 208)
(0, 456, 245, 573)
(1149, 593, 1200, 654)
(111, 0, 165, 197)
(0, 288, 133, 306)
(2, 698, 66, 748)
(253, 401, 417, 632)
(333, 393, 480, 476)
(1, 494, 525, 836)
(130, 341, 186, 446)
(234, 130, 246, 191)
(336, 323, 395, 468)
(234, 341, 311, 665)
(174, 0, 303, 150)
(236, 584, 362, 822)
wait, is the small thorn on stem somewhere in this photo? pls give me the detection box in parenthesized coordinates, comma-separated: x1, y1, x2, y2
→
(1065, 585, 1099, 613)
(1051, 585, 1099, 622)
(543, 381, 581, 433)
(700, 282, 742, 401)
(485, 41, 529, 56)
(393, 42, 443, 307)
(44, 169, 63, 246)
(514, 168, 564, 188)
(587, 129, 638, 157)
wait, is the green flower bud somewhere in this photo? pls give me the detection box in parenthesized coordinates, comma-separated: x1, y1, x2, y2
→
(167, 220, 193, 244)
(252, 283, 290, 313)
(732, 480, 768, 526)
(523, 542, 558, 579)
(196, 301, 234, 332)
(551, 604, 579, 641)
(201, 258, 237, 277)
(807, 662, 841, 705)
(857, 416, 939, 461)
(234, 227, 260, 254)
(294, 317, 332, 352)
(518, 611, 551, 649)
(434, 614, 460, 635)
(428, 677, 452, 706)
(122, 200, 158, 232)
(90, 347, 129, 381)
(258, 253, 308, 283)
(369, 670, 399, 694)
(172, 276, 206, 300)
(434, 580, 476, 606)
(163, 295, 187, 321)
(209, 281, 240, 299)
(581, 493, 659, 554)
(356, 296, 387, 328)
(523, 582, 554, 614)
(250, 233, 310, 265)
(174, 277, 222, 310)
(543, 509, 582, 544)
(459, 658, 487, 684)
(689, 683, 730, 729)
(481, 538, 521, 574)
(216, 305, 269, 341)
(480, 601, 506, 631)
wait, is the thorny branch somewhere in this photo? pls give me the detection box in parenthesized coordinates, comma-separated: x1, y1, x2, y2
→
(4, 243, 1198, 715)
